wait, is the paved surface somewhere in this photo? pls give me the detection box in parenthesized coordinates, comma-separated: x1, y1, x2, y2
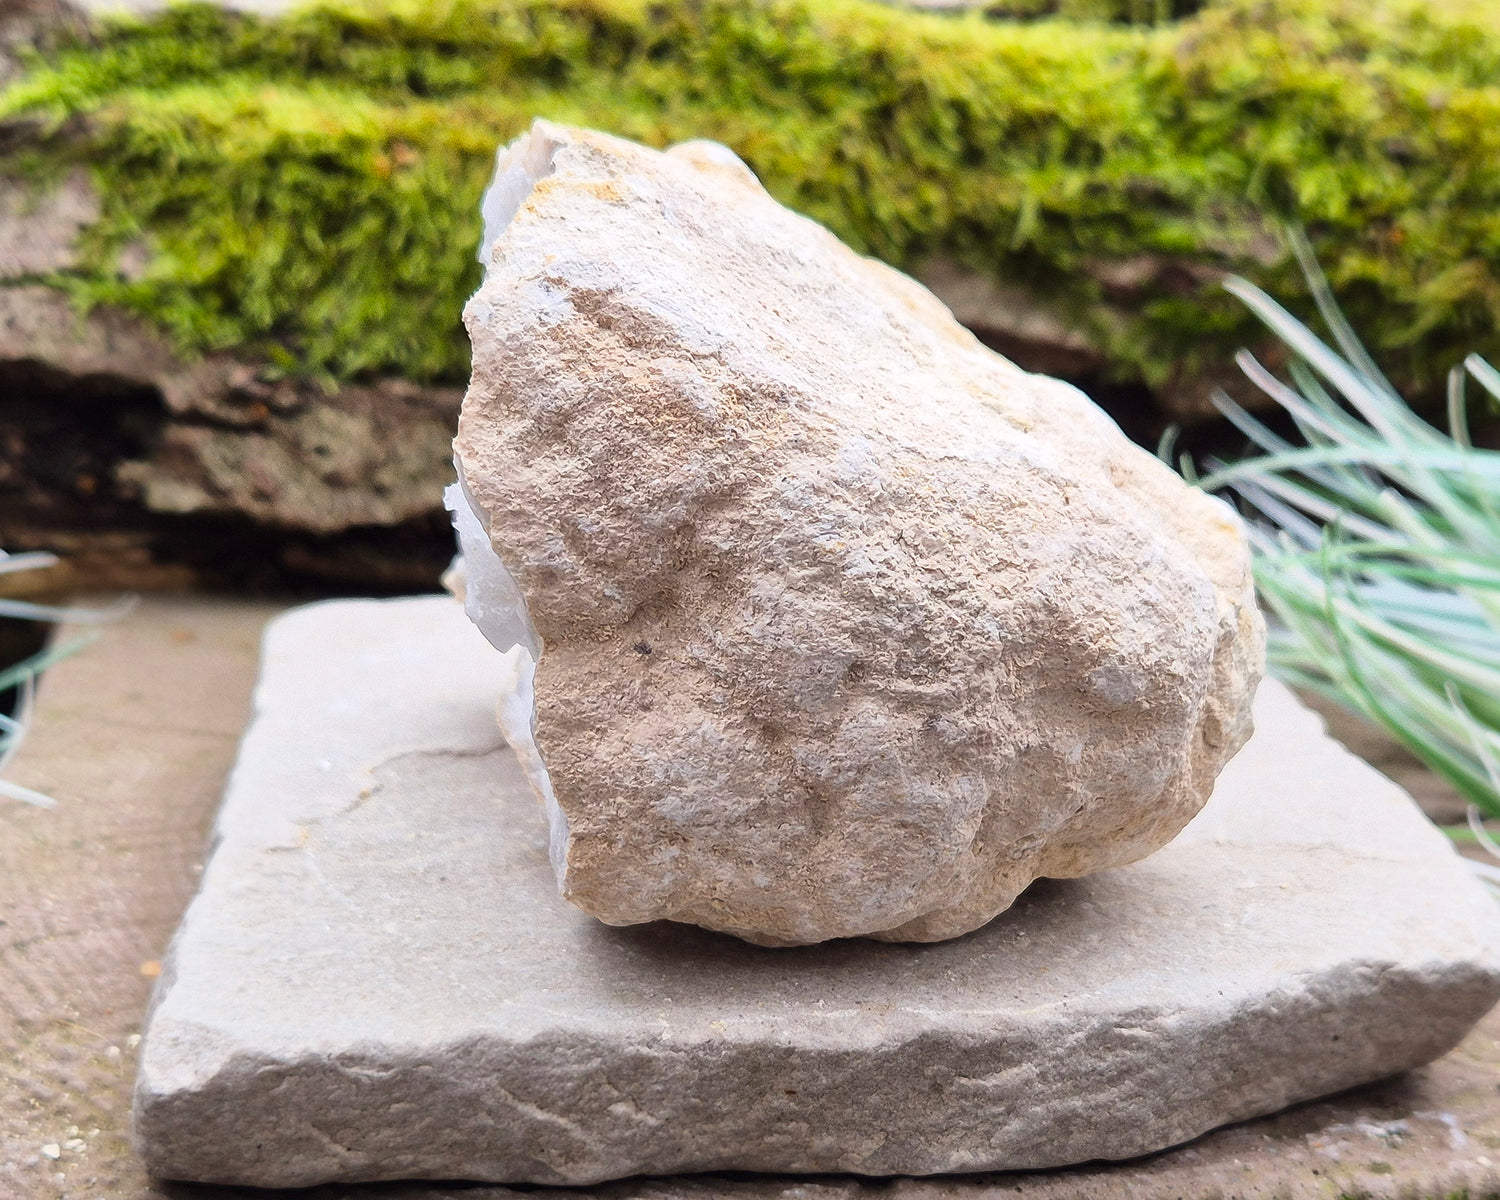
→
(7, 596, 1500, 1199)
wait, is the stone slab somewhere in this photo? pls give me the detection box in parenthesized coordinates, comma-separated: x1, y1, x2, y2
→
(7, 593, 1500, 1200)
(132, 596, 1500, 1189)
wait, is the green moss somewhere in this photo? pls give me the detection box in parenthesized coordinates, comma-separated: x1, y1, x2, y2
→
(4, 0, 1500, 398)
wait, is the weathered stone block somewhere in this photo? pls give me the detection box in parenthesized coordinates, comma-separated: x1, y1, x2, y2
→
(134, 597, 1500, 1189)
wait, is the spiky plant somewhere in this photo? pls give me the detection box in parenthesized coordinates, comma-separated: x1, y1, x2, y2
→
(0, 552, 126, 808)
(1194, 237, 1500, 867)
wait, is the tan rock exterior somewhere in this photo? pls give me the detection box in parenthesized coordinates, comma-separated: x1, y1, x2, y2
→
(456, 121, 1265, 946)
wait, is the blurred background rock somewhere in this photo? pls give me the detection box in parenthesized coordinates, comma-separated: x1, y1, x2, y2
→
(2, 0, 1498, 594)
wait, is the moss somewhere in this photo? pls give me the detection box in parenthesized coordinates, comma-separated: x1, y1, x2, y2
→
(4, 0, 1500, 400)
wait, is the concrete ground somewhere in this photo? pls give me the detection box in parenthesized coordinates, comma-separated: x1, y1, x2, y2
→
(5, 596, 1500, 1200)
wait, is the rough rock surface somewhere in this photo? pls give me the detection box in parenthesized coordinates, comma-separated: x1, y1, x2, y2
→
(132, 597, 1500, 1188)
(454, 121, 1266, 946)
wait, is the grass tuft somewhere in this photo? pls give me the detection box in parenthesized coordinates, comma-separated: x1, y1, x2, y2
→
(0, 552, 130, 809)
(1199, 231, 1500, 819)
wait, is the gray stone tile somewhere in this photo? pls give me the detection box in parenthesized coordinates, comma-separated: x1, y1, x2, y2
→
(134, 597, 1500, 1188)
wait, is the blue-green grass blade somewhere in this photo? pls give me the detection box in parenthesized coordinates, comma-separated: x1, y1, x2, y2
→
(1287, 226, 1407, 409)
(1224, 278, 1437, 448)
(0, 634, 97, 695)
(0, 552, 58, 576)
(1466, 355, 1500, 404)
(0, 596, 137, 625)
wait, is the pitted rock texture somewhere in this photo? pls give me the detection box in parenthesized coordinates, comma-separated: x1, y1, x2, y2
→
(455, 120, 1266, 947)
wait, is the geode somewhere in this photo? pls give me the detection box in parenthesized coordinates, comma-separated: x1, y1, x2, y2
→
(452, 120, 1265, 946)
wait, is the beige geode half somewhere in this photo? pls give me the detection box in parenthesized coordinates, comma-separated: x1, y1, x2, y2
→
(454, 119, 1265, 947)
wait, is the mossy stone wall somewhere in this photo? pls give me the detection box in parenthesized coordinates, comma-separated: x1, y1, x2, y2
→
(4, 0, 1500, 410)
